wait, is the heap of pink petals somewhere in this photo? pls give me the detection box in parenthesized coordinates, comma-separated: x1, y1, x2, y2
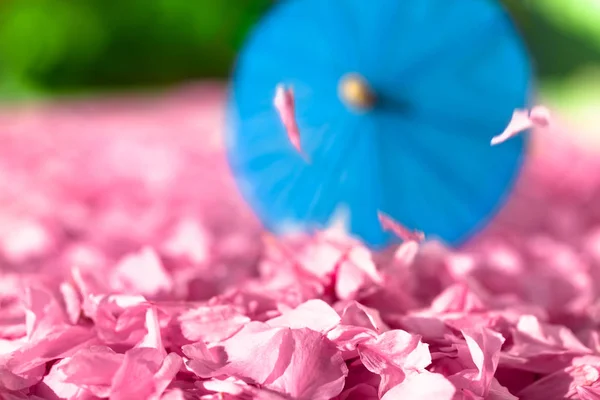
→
(2, 84, 600, 399)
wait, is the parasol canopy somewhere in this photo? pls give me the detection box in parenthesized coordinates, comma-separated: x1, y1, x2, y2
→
(225, 0, 533, 248)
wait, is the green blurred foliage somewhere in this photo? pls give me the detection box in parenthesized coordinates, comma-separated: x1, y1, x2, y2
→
(0, 0, 273, 96)
(0, 0, 599, 99)
(504, 0, 600, 81)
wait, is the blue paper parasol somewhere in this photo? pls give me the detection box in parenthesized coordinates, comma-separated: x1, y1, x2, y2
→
(225, 0, 533, 248)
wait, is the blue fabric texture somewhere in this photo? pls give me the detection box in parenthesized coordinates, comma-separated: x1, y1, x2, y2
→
(226, 0, 533, 248)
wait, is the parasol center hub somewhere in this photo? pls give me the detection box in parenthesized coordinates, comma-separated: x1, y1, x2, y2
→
(339, 73, 376, 111)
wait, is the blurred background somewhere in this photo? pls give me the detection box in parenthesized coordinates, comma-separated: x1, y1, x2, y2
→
(0, 0, 271, 99)
(0, 0, 598, 145)
(0, 1, 598, 100)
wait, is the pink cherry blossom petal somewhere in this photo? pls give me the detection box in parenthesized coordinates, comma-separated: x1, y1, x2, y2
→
(429, 283, 487, 314)
(529, 106, 551, 127)
(267, 299, 341, 333)
(138, 307, 166, 355)
(200, 377, 291, 399)
(110, 348, 182, 400)
(210, 322, 347, 399)
(448, 328, 505, 398)
(176, 304, 250, 344)
(488, 377, 520, 400)
(491, 110, 533, 145)
(150, 353, 184, 399)
(23, 286, 69, 341)
(358, 329, 431, 396)
(39, 358, 95, 400)
(502, 315, 592, 373)
(518, 362, 600, 400)
(53, 346, 124, 397)
(274, 84, 306, 159)
(266, 328, 348, 400)
(377, 211, 425, 242)
(110, 247, 174, 298)
(182, 340, 224, 378)
(59, 283, 82, 325)
(491, 106, 552, 145)
(7, 325, 96, 377)
(381, 371, 456, 400)
(337, 301, 387, 333)
(334, 246, 384, 300)
(576, 386, 600, 400)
